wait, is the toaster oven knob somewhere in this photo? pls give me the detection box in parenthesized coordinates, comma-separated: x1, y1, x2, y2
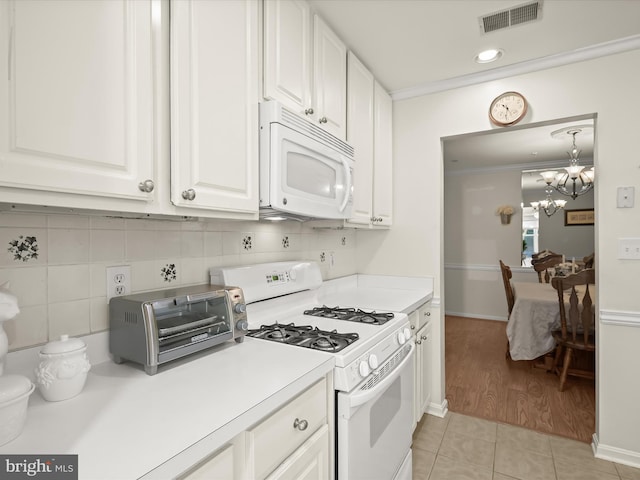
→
(234, 303, 246, 314)
(358, 361, 370, 377)
(396, 331, 406, 345)
(236, 319, 249, 332)
(368, 354, 379, 370)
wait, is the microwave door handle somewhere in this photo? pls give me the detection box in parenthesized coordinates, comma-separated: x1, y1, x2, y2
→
(339, 157, 352, 213)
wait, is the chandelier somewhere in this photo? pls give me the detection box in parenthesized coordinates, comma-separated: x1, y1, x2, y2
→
(530, 183, 567, 218)
(540, 129, 594, 200)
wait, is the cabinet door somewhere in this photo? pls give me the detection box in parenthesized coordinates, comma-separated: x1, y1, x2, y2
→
(346, 52, 374, 226)
(417, 322, 433, 418)
(313, 15, 347, 140)
(372, 82, 393, 226)
(170, 0, 259, 213)
(180, 444, 236, 480)
(266, 425, 330, 480)
(0, 0, 155, 201)
(264, 0, 313, 117)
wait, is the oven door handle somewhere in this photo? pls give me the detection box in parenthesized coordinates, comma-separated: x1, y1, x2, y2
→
(340, 343, 414, 416)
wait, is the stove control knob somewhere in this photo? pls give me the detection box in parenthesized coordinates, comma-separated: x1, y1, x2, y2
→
(359, 361, 370, 377)
(235, 319, 249, 332)
(368, 354, 379, 370)
(397, 331, 406, 345)
(289, 269, 297, 281)
(403, 327, 411, 342)
(234, 303, 246, 314)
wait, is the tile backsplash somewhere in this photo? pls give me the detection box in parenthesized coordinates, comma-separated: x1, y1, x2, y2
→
(0, 212, 357, 351)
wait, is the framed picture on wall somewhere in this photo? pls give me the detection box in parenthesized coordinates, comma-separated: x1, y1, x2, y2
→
(565, 208, 595, 226)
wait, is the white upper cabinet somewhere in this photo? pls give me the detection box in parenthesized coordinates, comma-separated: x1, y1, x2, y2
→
(372, 81, 393, 227)
(264, 0, 313, 118)
(346, 52, 375, 226)
(264, 0, 347, 140)
(170, 0, 259, 214)
(312, 15, 347, 140)
(345, 54, 393, 228)
(0, 0, 156, 202)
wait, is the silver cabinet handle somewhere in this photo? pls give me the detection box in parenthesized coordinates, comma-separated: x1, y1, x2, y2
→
(293, 418, 308, 431)
(425, 311, 431, 316)
(182, 188, 196, 201)
(416, 339, 422, 345)
(319, 116, 328, 124)
(421, 335, 428, 341)
(138, 179, 155, 193)
(410, 325, 415, 330)
(304, 108, 314, 115)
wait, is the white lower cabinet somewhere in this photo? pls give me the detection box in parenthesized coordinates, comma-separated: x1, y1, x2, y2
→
(180, 442, 242, 480)
(411, 302, 433, 426)
(181, 377, 333, 480)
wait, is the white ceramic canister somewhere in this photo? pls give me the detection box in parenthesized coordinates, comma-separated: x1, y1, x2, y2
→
(35, 335, 91, 402)
(0, 374, 35, 446)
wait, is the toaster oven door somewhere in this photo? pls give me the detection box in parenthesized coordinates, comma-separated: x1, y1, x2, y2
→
(155, 294, 233, 361)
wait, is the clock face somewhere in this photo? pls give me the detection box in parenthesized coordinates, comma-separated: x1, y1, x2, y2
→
(489, 92, 527, 126)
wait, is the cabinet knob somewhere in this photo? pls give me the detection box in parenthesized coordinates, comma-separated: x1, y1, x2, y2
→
(182, 188, 196, 201)
(319, 116, 328, 124)
(293, 418, 308, 431)
(421, 335, 428, 341)
(416, 339, 422, 345)
(138, 179, 155, 193)
(304, 107, 314, 115)
(425, 311, 431, 316)
(410, 325, 415, 330)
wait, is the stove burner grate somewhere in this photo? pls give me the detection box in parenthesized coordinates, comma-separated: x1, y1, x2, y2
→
(303, 306, 394, 325)
(247, 323, 358, 352)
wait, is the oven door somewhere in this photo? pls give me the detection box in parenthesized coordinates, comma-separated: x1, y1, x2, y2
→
(265, 123, 354, 219)
(337, 343, 415, 480)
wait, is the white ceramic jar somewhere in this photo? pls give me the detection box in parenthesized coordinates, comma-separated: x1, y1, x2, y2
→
(0, 374, 34, 445)
(34, 335, 91, 402)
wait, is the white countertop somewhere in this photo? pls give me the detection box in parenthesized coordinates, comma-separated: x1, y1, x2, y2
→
(1, 272, 434, 479)
(2, 337, 334, 480)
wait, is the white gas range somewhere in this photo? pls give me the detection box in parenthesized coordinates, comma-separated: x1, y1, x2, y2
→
(210, 261, 414, 480)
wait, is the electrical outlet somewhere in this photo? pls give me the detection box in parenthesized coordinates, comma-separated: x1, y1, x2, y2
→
(106, 265, 131, 300)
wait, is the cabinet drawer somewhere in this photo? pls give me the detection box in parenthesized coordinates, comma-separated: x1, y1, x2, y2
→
(418, 302, 432, 330)
(250, 378, 327, 479)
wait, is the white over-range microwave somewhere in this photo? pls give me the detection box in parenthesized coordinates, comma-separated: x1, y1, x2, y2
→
(259, 100, 355, 221)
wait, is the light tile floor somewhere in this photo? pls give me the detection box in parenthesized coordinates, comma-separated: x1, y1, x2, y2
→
(412, 412, 640, 480)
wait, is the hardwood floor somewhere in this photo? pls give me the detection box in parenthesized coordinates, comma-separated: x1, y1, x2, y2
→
(445, 315, 596, 443)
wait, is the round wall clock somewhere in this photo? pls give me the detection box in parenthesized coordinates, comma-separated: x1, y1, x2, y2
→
(489, 91, 528, 127)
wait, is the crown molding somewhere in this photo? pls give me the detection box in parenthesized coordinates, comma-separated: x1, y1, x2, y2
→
(391, 34, 640, 101)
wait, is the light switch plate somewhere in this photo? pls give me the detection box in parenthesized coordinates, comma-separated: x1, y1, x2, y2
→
(618, 238, 640, 259)
(617, 186, 635, 208)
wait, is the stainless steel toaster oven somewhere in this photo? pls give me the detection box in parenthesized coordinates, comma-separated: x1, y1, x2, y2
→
(109, 284, 247, 375)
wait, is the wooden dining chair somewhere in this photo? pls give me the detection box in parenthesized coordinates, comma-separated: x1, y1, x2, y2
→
(499, 260, 515, 358)
(532, 254, 563, 283)
(531, 250, 560, 262)
(550, 268, 596, 391)
(583, 252, 595, 269)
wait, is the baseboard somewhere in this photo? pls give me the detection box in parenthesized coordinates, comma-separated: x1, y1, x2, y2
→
(444, 311, 507, 322)
(426, 398, 449, 418)
(592, 433, 640, 468)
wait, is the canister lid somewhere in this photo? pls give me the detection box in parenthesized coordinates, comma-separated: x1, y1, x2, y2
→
(0, 374, 33, 404)
(40, 334, 86, 355)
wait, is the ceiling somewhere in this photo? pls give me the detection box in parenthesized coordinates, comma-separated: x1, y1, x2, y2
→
(308, 0, 622, 188)
(308, 0, 640, 95)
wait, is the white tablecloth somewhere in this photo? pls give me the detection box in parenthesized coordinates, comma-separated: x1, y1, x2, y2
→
(506, 281, 596, 361)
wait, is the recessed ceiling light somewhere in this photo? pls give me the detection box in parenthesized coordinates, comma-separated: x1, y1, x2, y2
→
(475, 48, 503, 64)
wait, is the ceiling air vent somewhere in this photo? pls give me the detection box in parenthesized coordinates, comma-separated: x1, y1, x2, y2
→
(480, 1, 542, 34)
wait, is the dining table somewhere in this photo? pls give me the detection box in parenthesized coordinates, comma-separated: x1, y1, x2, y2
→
(506, 280, 596, 361)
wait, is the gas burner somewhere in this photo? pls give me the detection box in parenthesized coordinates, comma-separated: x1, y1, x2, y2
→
(247, 323, 358, 352)
(303, 306, 394, 325)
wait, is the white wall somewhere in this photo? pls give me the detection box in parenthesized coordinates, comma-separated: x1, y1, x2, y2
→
(0, 212, 358, 351)
(356, 50, 640, 465)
